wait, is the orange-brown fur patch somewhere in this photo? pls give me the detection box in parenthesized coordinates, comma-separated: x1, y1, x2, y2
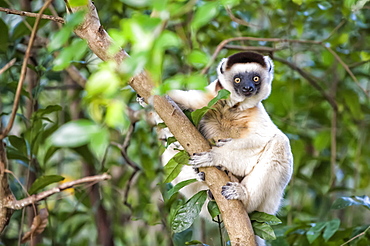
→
(198, 100, 258, 142)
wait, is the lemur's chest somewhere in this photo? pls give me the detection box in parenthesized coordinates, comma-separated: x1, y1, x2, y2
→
(198, 100, 258, 142)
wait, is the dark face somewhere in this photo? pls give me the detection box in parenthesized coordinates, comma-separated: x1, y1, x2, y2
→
(232, 72, 262, 97)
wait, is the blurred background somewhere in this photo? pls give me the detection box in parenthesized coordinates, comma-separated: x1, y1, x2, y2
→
(0, 0, 369, 245)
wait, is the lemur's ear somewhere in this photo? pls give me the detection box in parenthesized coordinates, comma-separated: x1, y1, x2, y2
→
(263, 56, 274, 73)
(218, 58, 227, 74)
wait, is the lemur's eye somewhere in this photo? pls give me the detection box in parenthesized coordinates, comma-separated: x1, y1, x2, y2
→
(253, 76, 260, 83)
(234, 78, 241, 83)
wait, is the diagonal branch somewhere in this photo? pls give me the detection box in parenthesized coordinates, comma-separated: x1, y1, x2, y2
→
(67, 1, 256, 245)
(5, 173, 111, 210)
(324, 46, 367, 95)
(0, 58, 16, 75)
(0, 0, 53, 140)
(0, 6, 65, 24)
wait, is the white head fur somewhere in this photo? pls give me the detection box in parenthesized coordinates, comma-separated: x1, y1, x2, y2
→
(216, 52, 274, 110)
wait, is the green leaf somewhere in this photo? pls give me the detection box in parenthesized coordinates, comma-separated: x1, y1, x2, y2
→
(191, 89, 230, 126)
(69, 0, 88, 7)
(323, 219, 340, 242)
(89, 128, 110, 161)
(313, 130, 330, 151)
(343, 91, 364, 120)
(221, 0, 241, 7)
(34, 105, 62, 117)
(49, 120, 100, 148)
(207, 201, 220, 219)
(185, 240, 206, 245)
(8, 135, 28, 156)
(292, 0, 303, 5)
(105, 100, 129, 131)
(6, 146, 29, 163)
(86, 68, 120, 98)
(306, 221, 326, 243)
(252, 221, 276, 240)
(163, 151, 189, 183)
(166, 179, 197, 200)
(191, 2, 219, 32)
(207, 89, 230, 107)
(48, 11, 86, 51)
(43, 146, 59, 165)
(166, 137, 177, 148)
(331, 196, 370, 210)
(187, 50, 209, 69)
(28, 175, 65, 195)
(249, 211, 282, 225)
(0, 19, 9, 52)
(184, 73, 208, 90)
(121, 0, 152, 8)
(171, 190, 207, 233)
(173, 228, 193, 246)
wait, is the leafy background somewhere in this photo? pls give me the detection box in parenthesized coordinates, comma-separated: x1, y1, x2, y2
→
(0, 0, 369, 245)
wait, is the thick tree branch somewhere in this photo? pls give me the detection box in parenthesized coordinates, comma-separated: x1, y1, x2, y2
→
(0, 6, 65, 24)
(5, 173, 110, 210)
(68, 1, 256, 245)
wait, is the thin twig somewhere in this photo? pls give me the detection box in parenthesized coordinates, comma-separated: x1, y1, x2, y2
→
(5, 173, 111, 209)
(0, 58, 16, 75)
(322, 19, 346, 42)
(0, 7, 65, 24)
(225, 7, 257, 27)
(349, 59, 370, 68)
(0, 0, 53, 140)
(5, 169, 30, 198)
(324, 46, 367, 95)
(340, 225, 370, 246)
(274, 57, 338, 111)
(224, 45, 286, 53)
(201, 37, 321, 74)
(111, 120, 142, 171)
(123, 170, 140, 210)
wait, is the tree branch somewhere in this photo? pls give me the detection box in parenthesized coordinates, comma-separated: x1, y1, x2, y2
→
(5, 173, 111, 210)
(225, 7, 257, 27)
(0, 58, 16, 75)
(0, 6, 65, 24)
(0, 141, 15, 233)
(0, 0, 53, 140)
(67, 1, 256, 245)
(324, 46, 367, 95)
(224, 45, 286, 53)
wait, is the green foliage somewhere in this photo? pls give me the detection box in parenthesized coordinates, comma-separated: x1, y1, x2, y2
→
(165, 179, 197, 201)
(250, 211, 282, 240)
(171, 190, 207, 233)
(0, 0, 370, 245)
(207, 201, 221, 219)
(332, 196, 370, 210)
(163, 150, 189, 183)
